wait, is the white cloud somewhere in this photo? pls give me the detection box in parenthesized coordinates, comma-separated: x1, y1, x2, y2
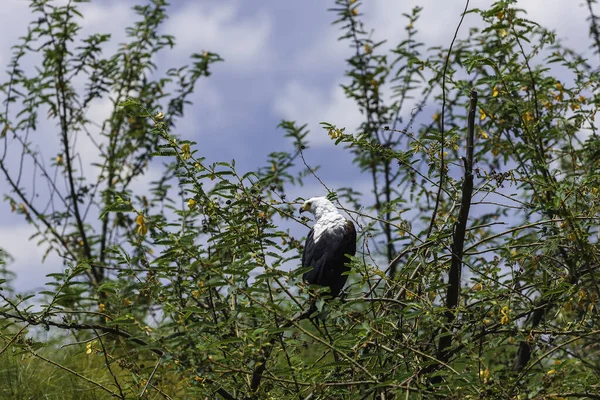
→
(274, 80, 363, 145)
(0, 224, 63, 292)
(164, 1, 272, 71)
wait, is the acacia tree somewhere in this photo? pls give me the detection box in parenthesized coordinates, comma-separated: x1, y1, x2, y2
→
(1, 0, 600, 399)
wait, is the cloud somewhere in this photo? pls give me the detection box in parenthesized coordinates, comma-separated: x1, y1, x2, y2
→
(0, 224, 62, 292)
(274, 80, 363, 145)
(164, 1, 272, 72)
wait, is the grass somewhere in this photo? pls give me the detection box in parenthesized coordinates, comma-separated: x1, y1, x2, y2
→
(0, 344, 124, 400)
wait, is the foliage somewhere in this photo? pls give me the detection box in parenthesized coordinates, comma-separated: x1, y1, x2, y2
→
(1, 0, 600, 399)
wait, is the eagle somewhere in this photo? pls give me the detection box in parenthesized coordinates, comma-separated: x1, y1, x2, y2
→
(300, 196, 356, 298)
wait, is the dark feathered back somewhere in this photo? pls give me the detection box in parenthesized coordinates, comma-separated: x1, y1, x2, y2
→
(302, 219, 356, 297)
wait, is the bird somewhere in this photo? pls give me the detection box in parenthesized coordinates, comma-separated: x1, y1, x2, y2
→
(300, 196, 357, 298)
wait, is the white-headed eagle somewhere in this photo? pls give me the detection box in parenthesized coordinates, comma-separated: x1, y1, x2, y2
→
(300, 197, 356, 298)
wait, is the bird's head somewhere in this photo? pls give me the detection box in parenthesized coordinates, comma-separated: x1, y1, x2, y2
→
(300, 196, 338, 220)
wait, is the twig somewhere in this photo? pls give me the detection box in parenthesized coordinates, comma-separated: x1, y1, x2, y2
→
(139, 355, 162, 398)
(426, 0, 471, 239)
(93, 328, 125, 399)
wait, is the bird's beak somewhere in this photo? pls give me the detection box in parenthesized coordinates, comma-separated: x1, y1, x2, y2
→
(299, 203, 308, 214)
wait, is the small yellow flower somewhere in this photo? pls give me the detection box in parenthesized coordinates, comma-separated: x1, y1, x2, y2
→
(547, 369, 556, 375)
(433, 112, 440, 122)
(479, 109, 487, 121)
(98, 303, 105, 313)
(56, 154, 63, 165)
(479, 130, 489, 139)
(86, 341, 93, 354)
(328, 128, 343, 139)
(352, 8, 358, 16)
(154, 112, 165, 121)
(191, 290, 201, 299)
(500, 305, 510, 325)
(570, 103, 580, 111)
(181, 143, 192, 160)
(523, 111, 534, 123)
(473, 283, 483, 291)
(499, 29, 508, 37)
(136, 214, 148, 236)
(492, 86, 499, 97)
(496, 11, 504, 20)
(187, 198, 197, 209)
(202, 51, 209, 58)
(364, 44, 372, 54)
(555, 81, 563, 91)
(480, 368, 490, 383)
(123, 298, 132, 306)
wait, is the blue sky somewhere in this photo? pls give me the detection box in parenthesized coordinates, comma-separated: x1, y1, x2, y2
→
(0, 0, 596, 292)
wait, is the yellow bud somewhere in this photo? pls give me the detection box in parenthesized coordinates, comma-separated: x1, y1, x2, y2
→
(181, 143, 192, 160)
(500, 305, 510, 325)
(187, 198, 197, 209)
(154, 112, 165, 121)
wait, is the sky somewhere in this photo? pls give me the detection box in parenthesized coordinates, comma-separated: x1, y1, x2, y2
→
(0, 0, 597, 293)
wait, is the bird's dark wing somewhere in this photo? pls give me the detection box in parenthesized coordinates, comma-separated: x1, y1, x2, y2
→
(302, 220, 357, 297)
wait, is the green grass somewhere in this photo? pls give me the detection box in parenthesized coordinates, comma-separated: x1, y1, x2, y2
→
(0, 344, 127, 400)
